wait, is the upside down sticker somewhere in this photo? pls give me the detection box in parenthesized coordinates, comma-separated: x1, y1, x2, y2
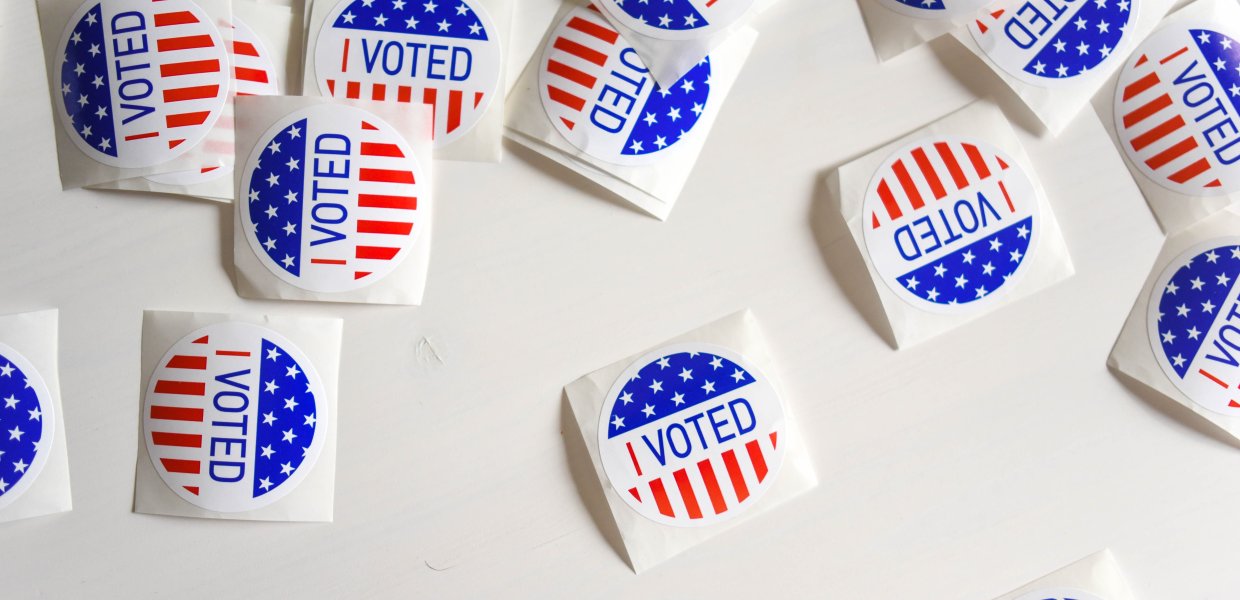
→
(1149, 238, 1240, 415)
(599, 343, 786, 527)
(597, 0, 754, 39)
(0, 343, 56, 512)
(55, 0, 230, 168)
(240, 103, 427, 293)
(143, 322, 327, 513)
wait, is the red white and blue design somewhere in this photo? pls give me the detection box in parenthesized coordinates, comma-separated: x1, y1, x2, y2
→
(0, 343, 55, 512)
(862, 136, 1041, 313)
(1114, 24, 1240, 196)
(240, 103, 427, 293)
(1147, 238, 1240, 416)
(143, 322, 327, 513)
(598, 343, 786, 527)
(313, 0, 502, 147)
(54, 0, 230, 168)
(539, 5, 713, 166)
(598, 0, 754, 40)
(877, 0, 992, 20)
(970, 0, 1138, 87)
(1013, 589, 1104, 600)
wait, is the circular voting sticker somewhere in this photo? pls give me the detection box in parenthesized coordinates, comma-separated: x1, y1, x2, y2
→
(598, 343, 787, 527)
(146, 16, 283, 187)
(877, 0, 993, 20)
(54, 0, 229, 168)
(143, 322, 328, 513)
(0, 343, 56, 512)
(1014, 590, 1104, 600)
(1114, 25, 1240, 196)
(312, 0, 502, 147)
(969, 0, 1138, 87)
(239, 103, 427, 293)
(862, 136, 1041, 313)
(1148, 238, 1240, 415)
(539, 5, 713, 166)
(597, 0, 754, 40)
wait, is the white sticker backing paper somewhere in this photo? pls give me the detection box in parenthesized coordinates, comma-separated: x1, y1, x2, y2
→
(858, 0, 992, 62)
(832, 100, 1074, 348)
(134, 310, 341, 521)
(991, 550, 1137, 600)
(564, 309, 817, 572)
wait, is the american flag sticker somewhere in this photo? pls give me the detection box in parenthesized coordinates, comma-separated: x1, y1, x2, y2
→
(239, 103, 427, 293)
(598, 343, 786, 527)
(54, 0, 230, 168)
(143, 322, 327, 513)
(312, 0, 502, 148)
(1114, 25, 1240, 196)
(1147, 238, 1240, 416)
(862, 136, 1041, 313)
(146, 16, 282, 187)
(597, 0, 753, 40)
(0, 343, 56, 512)
(969, 0, 1137, 86)
(1013, 590, 1102, 600)
(538, 5, 713, 166)
(876, 0, 992, 20)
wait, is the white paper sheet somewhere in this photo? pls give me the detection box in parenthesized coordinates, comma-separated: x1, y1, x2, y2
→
(992, 550, 1137, 600)
(857, 0, 991, 62)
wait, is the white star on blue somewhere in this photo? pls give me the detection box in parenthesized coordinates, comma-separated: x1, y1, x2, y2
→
(897, 216, 1033, 306)
(1156, 244, 1240, 379)
(1190, 28, 1240, 117)
(607, 351, 753, 438)
(0, 353, 45, 499)
(248, 119, 308, 276)
(622, 59, 710, 157)
(615, 0, 709, 31)
(60, 3, 117, 156)
(1021, 0, 1131, 79)
(332, 0, 489, 40)
(253, 339, 317, 497)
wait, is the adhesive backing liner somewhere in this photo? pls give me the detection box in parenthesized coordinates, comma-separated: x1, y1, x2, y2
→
(564, 309, 817, 573)
(831, 100, 1074, 348)
(1108, 208, 1240, 441)
(1093, 0, 1240, 233)
(133, 310, 341, 522)
(505, 1, 757, 221)
(857, 0, 992, 62)
(231, 95, 435, 306)
(301, 0, 513, 162)
(991, 550, 1137, 600)
(952, 0, 1175, 135)
(0, 310, 72, 524)
(36, 0, 235, 189)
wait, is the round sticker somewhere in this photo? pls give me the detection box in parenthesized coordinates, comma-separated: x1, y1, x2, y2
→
(539, 5, 713, 166)
(1013, 589, 1104, 600)
(969, 0, 1138, 87)
(0, 343, 56, 512)
(862, 136, 1041, 313)
(312, 0, 502, 147)
(1114, 25, 1240, 196)
(145, 16, 282, 187)
(877, 0, 993, 20)
(55, 0, 230, 168)
(239, 103, 427, 293)
(143, 322, 328, 513)
(598, 343, 786, 527)
(1148, 238, 1240, 415)
(597, 0, 754, 40)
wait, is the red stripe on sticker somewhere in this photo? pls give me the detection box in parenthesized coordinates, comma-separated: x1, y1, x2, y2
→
(1123, 71, 1160, 101)
(163, 85, 219, 103)
(1131, 115, 1186, 151)
(1122, 94, 1173, 129)
(746, 439, 768, 483)
(160, 59, 220, 77)
(355, 246, 400, 260)
(357, 220, 413, 235)
(697, 458, 727, 515)
(565, 16, 619, 44)
(722, 449, 749, 502)
(157, 35, 213, 52)
(360, 142, 404, 158)
(151, 432, 202, 448)
(553, 37, 607, 67)
(650, 478, 675, 517)
(235, 67, 269, 84)
(160, 458, 200, 474)
(547, 86, 586, 111)
(1145, 137, 1198, 170)
(359, 168, 415, 184)
(358, 194, 417, 210)
(165, 111, 210, 128)
(877, 179, 902, 221)
(150, 405, 203, 422)
(911, 147, 946, 200)
(891, 159, 924, 210)
(673, 468, 703, 519)
(154, 11, 198, 26)
(165, 355, 207, 370)
(154, 380, 205, 396)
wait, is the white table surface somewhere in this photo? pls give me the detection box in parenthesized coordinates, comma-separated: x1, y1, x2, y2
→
(2, 0, 1237, 597)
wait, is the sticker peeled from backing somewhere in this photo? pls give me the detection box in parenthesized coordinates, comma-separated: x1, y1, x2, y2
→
(598, 343, 786, 527)
(877, 0, 993, 20)
(143, 322, 327, 513)
(597, 0, 754, 40)
(240, 103, 426, 293)
(862, 136, 1041, 313)
(539, 5, 713, 166)
(1148, 238, 1240, 415)
(970, 0, 1137, 86)
(55, 0, 230, 168)
(0, 343, 56, 512)
(312, 0, 502, 147)
(1115, 24, 1240, 196)
(1013, 590, 1104, 600)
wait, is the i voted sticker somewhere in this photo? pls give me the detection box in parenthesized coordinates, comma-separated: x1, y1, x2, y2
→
(1115, 25, 1240, 196)
(240, 103, 427, 293)
(313, 0, 502, 147)
(597, 0, 754, 40)
(877, 0, 993, 20)
(539, 5, 713, 166)
(598, 343, 786, 527)
(863, 136, 1041, 313)
(0, 343, 56, 512)
(1148, 238, 1240, 415)
(1013, 589, 1104, 600)
(55, 0, 230, 168)
(970, 0, 1137, 86)
(143, 321, 327, 513)
(146, 16, 282, 187)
